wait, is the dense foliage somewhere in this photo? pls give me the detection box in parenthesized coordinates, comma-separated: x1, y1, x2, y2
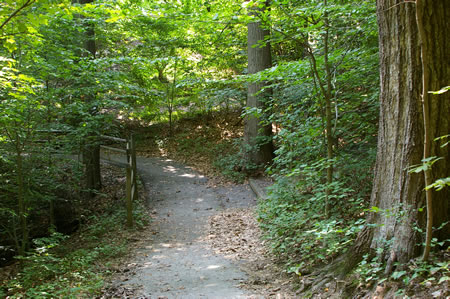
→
(1, 0, 448, 297)
(255, 0, 379, 272)
(0, 0, 380, 270)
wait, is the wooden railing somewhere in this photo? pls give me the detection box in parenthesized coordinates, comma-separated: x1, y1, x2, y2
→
(100, 134, 137, 228)
(35, 130, 138, 228)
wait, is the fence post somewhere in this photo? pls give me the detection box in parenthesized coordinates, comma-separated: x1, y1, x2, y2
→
(130, 134, 138, 202)
(100, 133, 136, 228)
(126, 166, 133, 228)
(126, 135, 135, 229)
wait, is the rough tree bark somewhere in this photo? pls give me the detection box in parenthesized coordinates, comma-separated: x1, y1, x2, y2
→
(244, 0, 274, 166)
(341, 0, 450, 275)
(415, 0, 449, 261)
(367, 0, 449, 268)
(303, 4, 449, 293)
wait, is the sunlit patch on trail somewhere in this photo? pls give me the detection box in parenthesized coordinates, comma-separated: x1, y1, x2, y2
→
(163, 165, 177, 173)
(181, 173, 196, 178)
(151, 255, 167, 259)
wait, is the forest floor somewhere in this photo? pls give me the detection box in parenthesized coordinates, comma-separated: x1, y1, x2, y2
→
(2, 113, 448, 298)
(98, 113, 299, 297)
(100, 154, 297, 298)
(102, 113, 450, 299)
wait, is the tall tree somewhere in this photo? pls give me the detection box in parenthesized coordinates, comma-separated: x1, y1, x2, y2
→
(80, 0, 102, 196)
(415, 0, 449, 261)
(348, 0, 449, 272)
(244, 0, 274, 166)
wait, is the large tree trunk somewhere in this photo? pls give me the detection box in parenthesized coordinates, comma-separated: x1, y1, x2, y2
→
(415, 0, 450, 254)
(355, 0, 449, 270)
(244, 0, 274, 166)
(296, 2, 448, 296)
(80, 0, 101, 197)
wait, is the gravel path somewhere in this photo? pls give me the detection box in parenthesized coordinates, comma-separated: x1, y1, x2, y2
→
(105, 155, 260, 298)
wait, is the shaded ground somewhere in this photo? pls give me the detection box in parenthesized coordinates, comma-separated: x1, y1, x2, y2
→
(101, 155, 296, 298)
(203, 208, 296, 297)
(132, 111, 244, 182)
(0, 162, 152, 298)
(102, 113, 450, 299)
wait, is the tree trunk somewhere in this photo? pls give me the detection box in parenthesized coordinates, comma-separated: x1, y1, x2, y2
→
(415, 0, 450, 260)
(83, 141, 101, 196)
(80, 0, 101, 197)
(16, 139, 28, 256)
(244, 0, 274, 166)
(169, 57, 178, 136)
(354, 0, 449, 270)
(323, 0, 333, 218)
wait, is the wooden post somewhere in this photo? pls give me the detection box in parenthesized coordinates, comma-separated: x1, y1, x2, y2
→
(130, 134, 138, 202)
(99, 133, 137, 227)
(126, 166, 133, 228)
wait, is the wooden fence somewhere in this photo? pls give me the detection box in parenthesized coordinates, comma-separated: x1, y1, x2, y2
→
(100, 134, 137, 228)
(35, 130, 138, 228)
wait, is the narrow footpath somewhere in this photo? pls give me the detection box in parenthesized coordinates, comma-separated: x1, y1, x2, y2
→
(106, 155, 261, 298)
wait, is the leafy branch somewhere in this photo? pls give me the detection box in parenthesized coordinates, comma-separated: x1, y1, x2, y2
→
(0, 0, 36, 31)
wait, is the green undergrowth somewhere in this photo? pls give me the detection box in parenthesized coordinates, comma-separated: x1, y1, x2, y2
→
(1, 197, 149, 298)
(258, 174, 367, 276)
(258, 162, 450, 297)
(213, 139, 264, 183)
(354, 248, 450, 297)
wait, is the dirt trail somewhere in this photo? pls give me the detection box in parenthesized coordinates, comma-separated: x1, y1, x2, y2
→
(106, 155, 261, 298)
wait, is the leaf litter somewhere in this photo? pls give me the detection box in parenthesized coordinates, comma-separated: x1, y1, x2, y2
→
(203, 208, 299, 298)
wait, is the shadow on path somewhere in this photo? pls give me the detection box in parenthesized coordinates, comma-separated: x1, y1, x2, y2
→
(104, 154, 260, 298)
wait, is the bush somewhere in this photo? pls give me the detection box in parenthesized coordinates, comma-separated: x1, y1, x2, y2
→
(213, 139, 262, 182)
(2, 197, 143, 298)
(258, 162, 368, 273)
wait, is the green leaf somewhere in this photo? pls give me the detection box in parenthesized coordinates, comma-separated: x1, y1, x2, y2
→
(391, 270, 406, 280)
(425, 177, 450, 191)
(428, 86, 449, 95)
(4, 37, 17, 52)
(438, 276, 450, 284)
(370, 206, 380, 213)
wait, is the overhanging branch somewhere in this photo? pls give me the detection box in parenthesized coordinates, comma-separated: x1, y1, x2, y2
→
(0, 0, 36, 31)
